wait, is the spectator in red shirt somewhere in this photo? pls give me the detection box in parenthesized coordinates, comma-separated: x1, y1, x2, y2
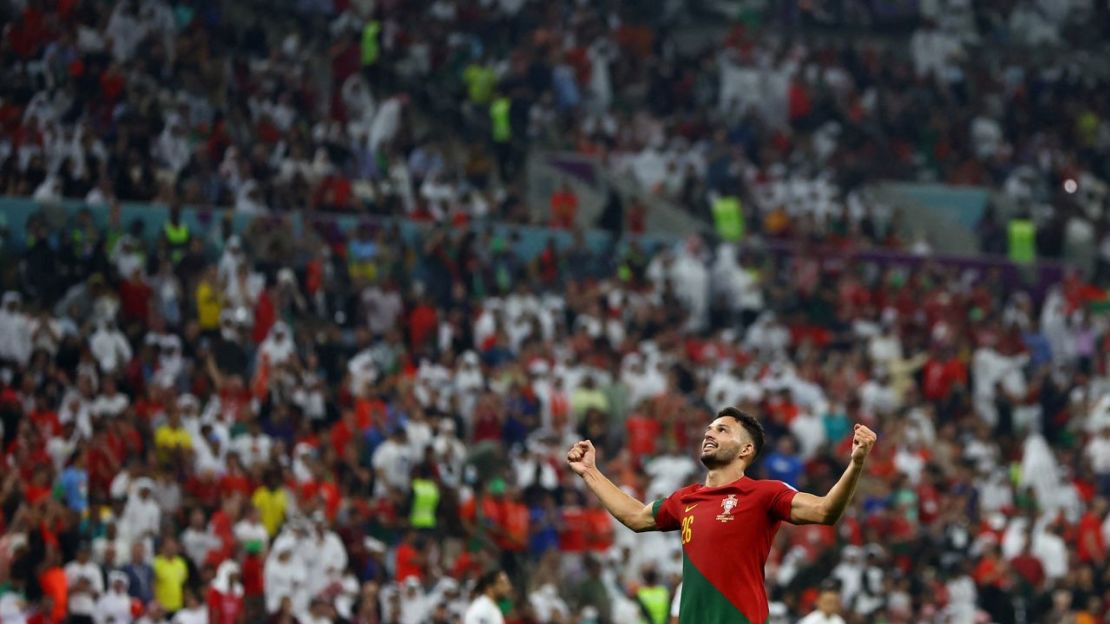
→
(582, 496, 615, 553)
(118, 268, 151, 327)
(330, 409, 369, 457)
(28, 396, 61, 438)
(549, 182, 579, 229)
(922, 346, 968, 404)
(220, 455, 254, 498)
(499, 486, 531, 578)
(206, 495, 242, 568)
(299, 464, 343, 521)
(393, 531, 424, 582)
(1075, 498, 1107, 563)
(24, 466, 53, 507)
(37, 549, 68, 622)
(408, 295, 439, 353)
(625, 410, 661, 461)
(206, 560, 245, 624)
(972, 542, 1006, 589)
(1010, 529, 1045, 592)
(251, 279, 277, 345)
(86, 426, 122, 495)
(240, 548, 265, 608)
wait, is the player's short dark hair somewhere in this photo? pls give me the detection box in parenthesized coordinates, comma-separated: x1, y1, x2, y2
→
(717, 407, 765, 458)
(473, 569, 504, 595)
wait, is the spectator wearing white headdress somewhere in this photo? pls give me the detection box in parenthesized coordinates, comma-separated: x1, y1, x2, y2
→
(0, 292, 33, 366)
(97, 570, 135, 623)
(265, 539, 308, 615)
(119, 478, 162, 543)
(259, 321, 297, 368)
(207, 560, 245, 624)
(89, 316, 132, 374)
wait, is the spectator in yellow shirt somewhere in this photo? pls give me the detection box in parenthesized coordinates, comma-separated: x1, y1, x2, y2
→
(570, 375, 610, 419)
(154, 407, 192, 464)
(195, 266, 221, 332)
(152, 537, 188, 613)
(252, 471, 289, 537)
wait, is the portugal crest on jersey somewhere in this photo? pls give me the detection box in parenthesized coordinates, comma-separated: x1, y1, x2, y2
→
(716, 494, 738, 522)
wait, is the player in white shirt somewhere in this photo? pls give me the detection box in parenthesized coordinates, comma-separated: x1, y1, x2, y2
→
(463, 570, 512, 624)
(797, 584, 847, 624)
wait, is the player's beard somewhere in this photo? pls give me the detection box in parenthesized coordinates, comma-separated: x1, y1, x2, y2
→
(700, 441, 740, 469)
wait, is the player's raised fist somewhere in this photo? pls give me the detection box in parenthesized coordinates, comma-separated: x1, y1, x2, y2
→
(850, 424, 877, 465)
(566, 440, 596, 476)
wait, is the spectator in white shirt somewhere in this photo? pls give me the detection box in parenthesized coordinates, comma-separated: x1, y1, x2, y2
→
(529, 583, 569, 624)
(1087, 426, 1110, 494)
(234, 507, 271, 552)
(362, 282, 403, 337)
(264, 542, 308, 614)
(29, 309, 65, 357)
(463, 570, 511, 624)
(231, 420, 273, 469)
(191, 422, 227, 477)
(217, 236, 246, 286)
(64, 541, 104, 612)
(154, 119, 192, 175)
(859, 365, 899, 420)
(181, 509, 221, 568)
(643, 444, 698, 503)
(372, 427, 414, 496)
(170, 591, 208, 624)
(302, 519, 350, 598)
(1033, 524, 1069, 581)
(153, 335, 186, 390)
(0, 292, 33, 366)
(89, 318, 132, 374)
(119, 478, 162, 543)
(798, 585, 847, 624)
(346, 348, 380, 397)
(91, 375, 130, 419)
(97, 571, 134, 623)
(259, 321, 297, 368)
(790, 409, 827, 461)
(432, 418, 467, 489)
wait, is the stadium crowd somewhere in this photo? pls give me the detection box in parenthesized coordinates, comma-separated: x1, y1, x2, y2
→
(0, 0, 1109, 623)
(3, 0, 1110, 267)
(0, 201, 1108, 624)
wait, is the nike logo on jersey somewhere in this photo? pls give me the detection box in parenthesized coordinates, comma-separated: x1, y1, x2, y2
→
(684, 504, 698, 512)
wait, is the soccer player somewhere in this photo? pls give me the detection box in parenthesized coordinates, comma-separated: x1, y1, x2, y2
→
(463, 569, 512, 624)
(797, 581, 847, 624)
(566, 407, 877, 624)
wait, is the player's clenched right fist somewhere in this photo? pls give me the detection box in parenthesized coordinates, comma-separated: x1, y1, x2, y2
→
(566, 440, 596, 476)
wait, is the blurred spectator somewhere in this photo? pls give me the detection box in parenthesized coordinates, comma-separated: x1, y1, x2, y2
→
(550, 182, 579, 230)
(151, 538, 188, 613)
(463, 569, 512, 624)
(1, 43, 1110, 617)
(798, 582, 847, 624)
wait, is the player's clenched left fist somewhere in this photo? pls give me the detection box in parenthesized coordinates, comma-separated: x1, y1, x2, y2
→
(566, 440, 596, 476)
(850, 424, 877, 465)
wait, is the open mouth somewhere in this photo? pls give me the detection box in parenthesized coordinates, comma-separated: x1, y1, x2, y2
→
(702, 441, 718, 452)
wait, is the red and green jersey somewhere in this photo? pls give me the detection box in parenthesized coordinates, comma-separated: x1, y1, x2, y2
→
(653, 476, 796, 624)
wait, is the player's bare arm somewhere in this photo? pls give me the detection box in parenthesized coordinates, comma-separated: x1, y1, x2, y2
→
(788, 424, 877, 525)
(566, 440, 657, 532)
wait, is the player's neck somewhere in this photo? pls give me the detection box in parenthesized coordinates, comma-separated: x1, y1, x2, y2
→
(703, 463, 745, 488)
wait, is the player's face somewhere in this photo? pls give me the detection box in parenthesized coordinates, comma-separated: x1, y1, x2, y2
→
(700, 417, 751, 469)
(817, 591, 841, 615)
(494, 572, 512, 599)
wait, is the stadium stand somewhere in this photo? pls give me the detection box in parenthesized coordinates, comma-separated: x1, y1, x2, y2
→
(1, 0, 1109, 623)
